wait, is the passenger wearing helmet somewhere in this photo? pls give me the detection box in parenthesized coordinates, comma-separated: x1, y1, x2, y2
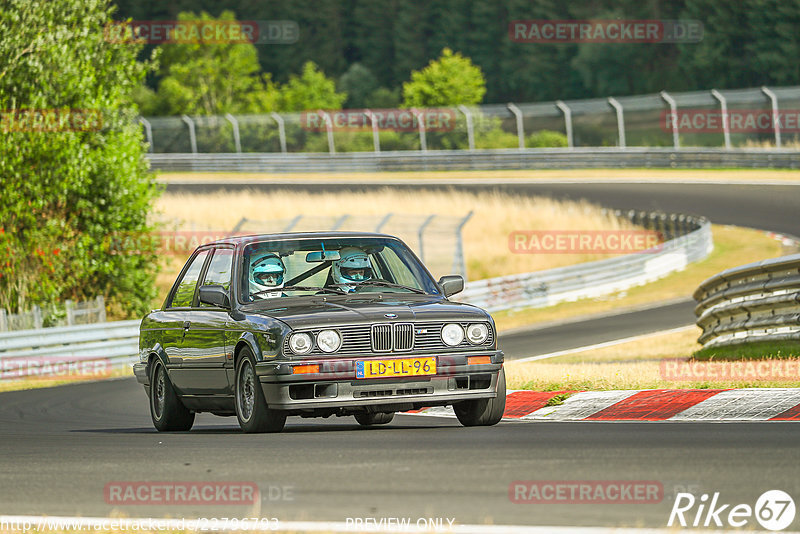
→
(331, 246, 374, 292)
(249, 252, 286, 300)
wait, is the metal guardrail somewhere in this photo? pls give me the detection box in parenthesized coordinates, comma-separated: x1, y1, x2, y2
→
(0, 320, 139, 379)
(459, 211, 713, 312)
(147, 148, 800, 172)
(694, 254, 800, 348)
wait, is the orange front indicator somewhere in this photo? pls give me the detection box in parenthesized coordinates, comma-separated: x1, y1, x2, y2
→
(467, 356, 492, 365)
(292, 364, 320, 374)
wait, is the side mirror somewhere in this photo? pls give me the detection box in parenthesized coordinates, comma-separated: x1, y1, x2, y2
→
(438, 275, 464, 298)
(199, 285, 230, 308)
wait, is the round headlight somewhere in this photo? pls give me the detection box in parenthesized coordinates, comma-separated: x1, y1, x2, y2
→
(441, 323, 465, 346)
(289, 332, 313, 354)
(316, 330, 341, 353)
(466, 323, 489, 344)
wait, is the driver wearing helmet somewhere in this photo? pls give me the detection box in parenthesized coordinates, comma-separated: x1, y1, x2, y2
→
(331, 246, 374, 292)
(249, 252, 286, 300)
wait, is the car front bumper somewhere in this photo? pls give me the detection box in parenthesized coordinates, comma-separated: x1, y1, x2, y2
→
(254, 350, 504, 411)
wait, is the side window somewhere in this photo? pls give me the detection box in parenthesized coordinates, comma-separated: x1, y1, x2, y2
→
(169, 250, 210, 308)
(199, 248, 233, 307)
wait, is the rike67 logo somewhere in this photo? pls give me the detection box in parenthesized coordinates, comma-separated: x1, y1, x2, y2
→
(669, 490, 795, 531)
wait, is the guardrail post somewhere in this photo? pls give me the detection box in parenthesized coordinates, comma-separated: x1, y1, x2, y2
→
(453, 211, 474, 279)
(375, 213, 393, 232)
(0, 309, 7, 332)
(711, 89, 731, 150)
(555, 100, 573, 149)
(607, 97, 626, 148)
(225, 113, 242, 153)
(458, 105, 475, 151)
(660, 91, 680, 149)
(138, 117, 153, 153)
(364, 109, 380, 153)
(411, 108, 427, 151)
(32, 305, 42, 329)
(318, 110, 336, 154)
(181, 115, 198, 154)
(507, 103, 525, 149)
(762, 86, 782, 148)
(417, 214, 436, 262)
(270, 112, 288, 153)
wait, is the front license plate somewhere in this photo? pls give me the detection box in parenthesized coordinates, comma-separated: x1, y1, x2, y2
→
(355, 357, 436, 379)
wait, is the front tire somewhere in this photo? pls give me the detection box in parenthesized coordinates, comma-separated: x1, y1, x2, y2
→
(454, 368, 506, 427)
(235, 349, 286, 433)
(149, 360, 195, 432)
(355, 412, 394, 426)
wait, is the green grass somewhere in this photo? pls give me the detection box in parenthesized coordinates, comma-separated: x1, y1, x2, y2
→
(544, 392, 573, 406)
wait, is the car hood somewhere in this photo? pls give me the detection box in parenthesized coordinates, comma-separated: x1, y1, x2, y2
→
(242, 295, 489, 330)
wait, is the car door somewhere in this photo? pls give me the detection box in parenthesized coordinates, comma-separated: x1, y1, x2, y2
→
(158, 248, 211, 395)
(171, 245, 234, 396)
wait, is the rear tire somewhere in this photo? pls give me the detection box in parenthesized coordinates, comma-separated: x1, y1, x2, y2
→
(235, 349, 286, 433)
(149, 360, 195, 432)
(454, 368, 506, 427)
(354, 412, 394, 426)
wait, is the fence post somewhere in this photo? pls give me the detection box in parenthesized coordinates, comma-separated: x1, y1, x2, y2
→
(458, 105, 475, 151)
(507, 103, 525, 149)
(32, 305, 42, 329)
(417, 215, 436, 262)
(0, 309, 7, 332)
(607, 97, 626, 148)
(762, 86, 781, 148)
(660, 91, 680, 149)
(411, 108, 427, 151)
(138, 117, 153, 153)
(65, 299, 74, 326)
(181, 115, 198, 154)
(283, 215, 303, 232)
(231, 217, 248, 234)
(318, 110, 335, 154)
(375, 213, 393, 232)
(331, 214, 349, 230)
(711, 89, 731, 150)
(97, 296, 107, 323)
(364, 109, 381, 153)
(270, 112, 288, 153)
(453, 211, 474, 279)
(555, 100, 573, 148)
(225, 113, 242, 153)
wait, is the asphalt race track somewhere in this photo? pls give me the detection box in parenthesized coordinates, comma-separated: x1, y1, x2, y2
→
(2, 179, 800, 528)
(3, 378, 800, 527)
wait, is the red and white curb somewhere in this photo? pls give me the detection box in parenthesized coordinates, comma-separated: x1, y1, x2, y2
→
(407, 389, 800, 422)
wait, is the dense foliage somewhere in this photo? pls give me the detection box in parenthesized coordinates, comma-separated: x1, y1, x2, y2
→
(113, 0, 800, 104)
(0, 0, 160, 317)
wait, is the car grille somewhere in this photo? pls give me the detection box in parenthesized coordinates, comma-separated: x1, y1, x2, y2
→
(283, 322, 494, 356)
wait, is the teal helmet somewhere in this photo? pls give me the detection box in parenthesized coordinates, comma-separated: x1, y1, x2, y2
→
(332, 247, 373, 286)
(250, 253, 285, 291)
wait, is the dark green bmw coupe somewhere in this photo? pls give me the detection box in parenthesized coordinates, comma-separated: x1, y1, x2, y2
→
(134, 232, 505, 433)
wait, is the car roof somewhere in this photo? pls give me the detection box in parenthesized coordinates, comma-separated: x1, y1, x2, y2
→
(203, 231, 400, 248)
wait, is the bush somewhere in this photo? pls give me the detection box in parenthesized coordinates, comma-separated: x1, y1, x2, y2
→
(526, 130, 569, 148)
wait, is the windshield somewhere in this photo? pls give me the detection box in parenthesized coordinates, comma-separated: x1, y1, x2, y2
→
(238, 236, 439, 303)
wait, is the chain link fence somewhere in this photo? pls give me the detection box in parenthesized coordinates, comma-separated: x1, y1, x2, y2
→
(140, 85, 800, 154)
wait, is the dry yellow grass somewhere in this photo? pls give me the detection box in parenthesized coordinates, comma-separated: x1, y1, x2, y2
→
(506, 327, 800, 391)
(153, 189, 638, 302)
(159, 168, 800, 183)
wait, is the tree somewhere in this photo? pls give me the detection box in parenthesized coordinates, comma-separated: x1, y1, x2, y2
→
(0, 0, 160, 317)
(151, 11, 280, 115)
(402, 48, 486, 107)
(279, 61, 347, 111)
(338, 63, 379, 109)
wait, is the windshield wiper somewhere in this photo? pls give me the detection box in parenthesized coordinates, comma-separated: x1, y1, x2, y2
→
(335, 281, 427, 294)
(251, 285, 346, 298)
